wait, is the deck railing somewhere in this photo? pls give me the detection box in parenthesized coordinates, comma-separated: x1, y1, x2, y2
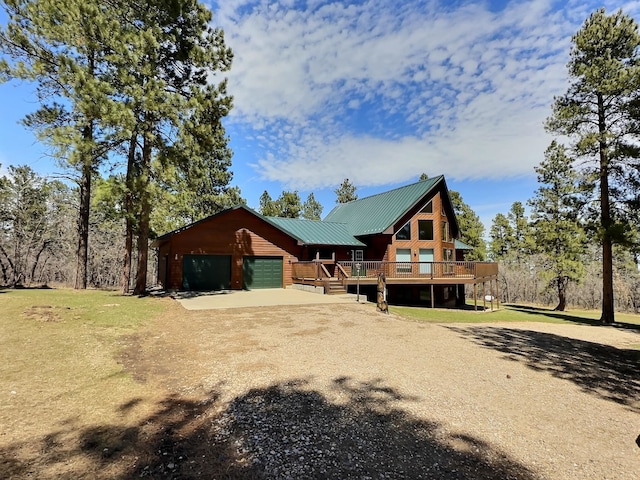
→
(338, 261, 498, 280)
(292, 260, 498, 281)
(292, 261, 331, 280)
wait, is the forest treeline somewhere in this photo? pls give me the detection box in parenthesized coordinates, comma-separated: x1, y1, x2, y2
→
(0, 0, 238, 294)
(485, 9, 640, 322)
(2, 158, 639, 313)
(487, 200, 640, 314)
(2, 5, 640, 322)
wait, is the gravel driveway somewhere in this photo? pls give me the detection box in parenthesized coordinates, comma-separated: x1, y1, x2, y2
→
(122, 301, 640, 479)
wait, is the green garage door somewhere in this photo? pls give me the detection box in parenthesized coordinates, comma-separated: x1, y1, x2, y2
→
(182, 254, 231, 291)
(243, 256, 283, 289)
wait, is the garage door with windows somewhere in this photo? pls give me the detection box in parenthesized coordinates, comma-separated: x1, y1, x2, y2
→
(243, 256, 283, 289)
(182, 254, 231, 291)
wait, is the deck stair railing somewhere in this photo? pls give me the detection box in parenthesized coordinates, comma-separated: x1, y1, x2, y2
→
(292, 261, 333, 280)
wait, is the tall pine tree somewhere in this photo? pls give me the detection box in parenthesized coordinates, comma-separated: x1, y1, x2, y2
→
(0, 0, 129, 289)
(449, 190, 486, 261)
(109, 0, 233, 294)
(528, 141, 586, 311)
(335, 178, 358, 203)
(546, 8, 640, 323)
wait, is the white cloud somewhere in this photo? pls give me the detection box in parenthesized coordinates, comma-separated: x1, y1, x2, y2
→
(212, 0, 638, 190)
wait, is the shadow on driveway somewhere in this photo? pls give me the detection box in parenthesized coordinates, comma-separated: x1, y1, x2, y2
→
(447, 325, 640, 412)
(0, 378, 538, 479)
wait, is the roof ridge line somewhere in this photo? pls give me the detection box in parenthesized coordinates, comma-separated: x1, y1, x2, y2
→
(344, 175, 443, 204)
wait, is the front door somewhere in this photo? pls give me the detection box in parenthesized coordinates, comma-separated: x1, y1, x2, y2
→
(419, 248, 434, 274)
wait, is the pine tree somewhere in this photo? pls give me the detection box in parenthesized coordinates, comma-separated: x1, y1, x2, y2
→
(112, 0, 233, 294)
(1, 1, 234, 294)
(528, 141, 586, 311)
(302, 193, 323, 220)
(276, 191, 302, 218)
(259, 191, 279, 216)
(546, 8, 640, 323)
(488, 213, 513, 261)
(0, 0, 128, 289)
(449, 190, 486, 261)
(507, 202, 535, 265)
(335, 179, 358, 203)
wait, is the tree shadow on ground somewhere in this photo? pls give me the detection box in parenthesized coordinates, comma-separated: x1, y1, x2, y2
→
(505, 304, 640, 332)
(447, 325, 640, 412)
(0, 378, 539, 479)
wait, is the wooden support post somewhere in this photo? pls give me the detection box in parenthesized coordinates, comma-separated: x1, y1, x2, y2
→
(489, 280, 496, 312)
(431, 284, 435, 309)
(483, 282, 486, 311)
(474, 283, 477, 311)
(491, 279, 495, 311)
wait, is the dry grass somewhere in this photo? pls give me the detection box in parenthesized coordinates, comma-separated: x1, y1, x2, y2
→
(0, 288, 168, 479)
(391, 302, 640, 327)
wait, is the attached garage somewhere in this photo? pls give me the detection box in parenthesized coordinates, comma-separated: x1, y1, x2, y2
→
(182, 254, 231, 291)
(243, 256, 283, 289)
(153, 205, 359, 291)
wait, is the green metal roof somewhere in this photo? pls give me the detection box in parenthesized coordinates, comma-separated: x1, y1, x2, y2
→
(323, 176, 443, 236)
(154, 177, 467, 250)
(455, 239, 473, 250)
(265, 216, 366, 247)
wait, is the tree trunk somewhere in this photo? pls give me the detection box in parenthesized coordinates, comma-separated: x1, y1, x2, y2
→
(134, 204, 149, 295)
(601, 234, 615, 324)
(121, 218, 134, 294)
(30, 241, 49, 286)
(597, 93, 615, 324)
(74, 158, 92, 290)
(555, 277, 567, 312)
(0, 258, 8, 285)
(74, 48, 97, 290)
(120, 132, 137, 295)
(133, 129, 151, 296)
(0, 244, 14, 286)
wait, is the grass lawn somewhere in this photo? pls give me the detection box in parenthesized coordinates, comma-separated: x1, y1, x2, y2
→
(390, 302, 640, 329)
(0, 287, 166, 399)
(0, 287, 170, 479)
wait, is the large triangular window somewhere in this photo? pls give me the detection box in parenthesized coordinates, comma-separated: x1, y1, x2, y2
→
(395, 221, 411, 240)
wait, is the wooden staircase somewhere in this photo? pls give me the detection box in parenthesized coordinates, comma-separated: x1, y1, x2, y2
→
(325, 278, 347, 295)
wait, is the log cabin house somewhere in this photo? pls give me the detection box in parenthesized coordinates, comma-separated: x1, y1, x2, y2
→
(153, 176, 498, 308)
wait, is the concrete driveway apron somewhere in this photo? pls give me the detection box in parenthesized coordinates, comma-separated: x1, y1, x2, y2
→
(173, 288, 359, 310)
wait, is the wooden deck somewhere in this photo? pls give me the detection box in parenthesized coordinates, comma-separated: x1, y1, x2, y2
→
(292, 260, 499, 310)
(292, 260, 498, 286)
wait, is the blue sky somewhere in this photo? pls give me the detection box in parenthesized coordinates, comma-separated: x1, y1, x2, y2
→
(2, 0, 640, 231)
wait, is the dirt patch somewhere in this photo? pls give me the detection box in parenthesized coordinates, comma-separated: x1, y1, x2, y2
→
(22, 305, 71, 322)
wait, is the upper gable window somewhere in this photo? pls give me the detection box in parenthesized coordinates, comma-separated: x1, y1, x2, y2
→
(420, 200, 433, 214)
(418, 220, 433, 240)
(396, 221, 411, 241)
